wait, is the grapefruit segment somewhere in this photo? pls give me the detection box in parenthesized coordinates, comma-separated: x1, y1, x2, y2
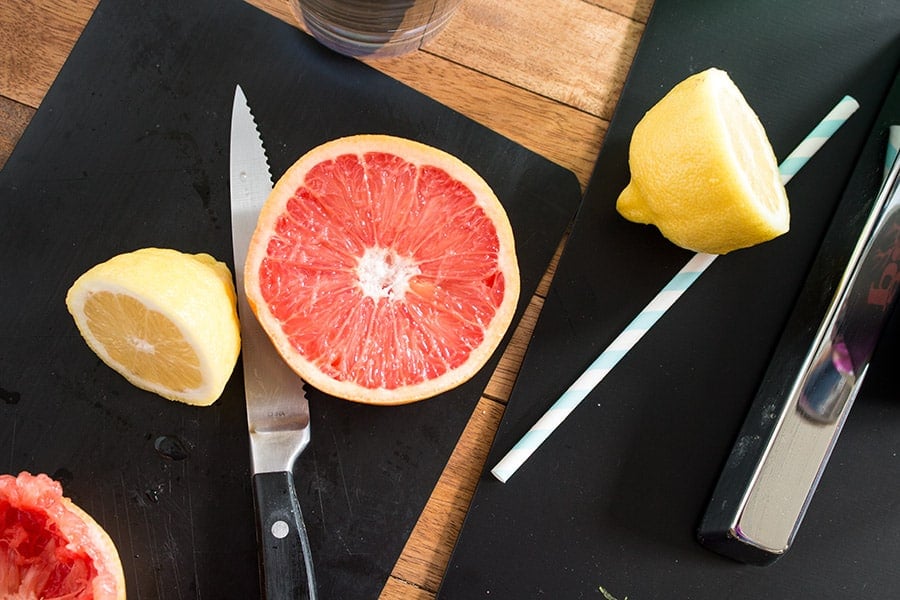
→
(245, 135, 520, 404)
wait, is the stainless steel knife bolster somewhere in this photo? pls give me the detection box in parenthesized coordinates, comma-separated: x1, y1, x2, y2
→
(698, 108, 900, 564)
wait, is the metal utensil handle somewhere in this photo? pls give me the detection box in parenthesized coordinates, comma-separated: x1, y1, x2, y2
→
(698, 149, 900, 564)
(252, 471, 317, 600)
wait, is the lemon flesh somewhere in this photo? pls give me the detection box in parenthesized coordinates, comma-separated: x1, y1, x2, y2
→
(66, 248, 240, 405)
(616, 68, 789, 255)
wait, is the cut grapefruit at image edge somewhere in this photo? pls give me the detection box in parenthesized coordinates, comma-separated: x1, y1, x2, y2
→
(0, 471, 126, 600)
(245, 135, 520, 405)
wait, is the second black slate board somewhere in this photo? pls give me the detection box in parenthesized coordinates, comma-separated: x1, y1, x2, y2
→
(440, 0, 900, 598)
(0, 0, 581, 598)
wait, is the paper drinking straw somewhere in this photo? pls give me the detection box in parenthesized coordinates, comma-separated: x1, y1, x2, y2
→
(777, 96, 860, 183)
(491, 95, 860, 483)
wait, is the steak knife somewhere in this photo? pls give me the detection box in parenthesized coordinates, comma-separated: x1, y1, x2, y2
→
(230, 84, 317, 599)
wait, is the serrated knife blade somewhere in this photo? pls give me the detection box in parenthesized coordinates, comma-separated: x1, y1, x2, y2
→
(230, 84, 317, 599)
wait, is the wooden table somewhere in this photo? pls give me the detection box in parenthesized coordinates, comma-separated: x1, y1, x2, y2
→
(0, 0, 652, 597)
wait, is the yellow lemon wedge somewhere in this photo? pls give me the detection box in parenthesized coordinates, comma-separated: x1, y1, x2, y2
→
(65, 248, 240, 406)
(616, 67, 789, 254)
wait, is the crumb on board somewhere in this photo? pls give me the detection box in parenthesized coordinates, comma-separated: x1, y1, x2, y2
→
(599, 585, 628, 600)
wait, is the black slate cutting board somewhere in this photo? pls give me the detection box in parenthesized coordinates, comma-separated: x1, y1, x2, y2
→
(0, 1, 581, 598)
(440, 1, 900, 598)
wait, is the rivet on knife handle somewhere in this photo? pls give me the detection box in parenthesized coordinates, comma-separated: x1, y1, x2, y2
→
(253, 471, 317, 599)
(698, 144, 900, 564)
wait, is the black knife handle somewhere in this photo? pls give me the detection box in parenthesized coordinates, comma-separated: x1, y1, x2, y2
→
(252, 471, 317, 600)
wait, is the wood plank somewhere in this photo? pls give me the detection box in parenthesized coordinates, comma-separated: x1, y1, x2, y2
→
(367, 52, 606, 189)
(247, 0, 607, 188)
(380, 576, 434, 600)
(485, 233, 566, 401)
(426, 0, 644, 119)
(585, 0, 655, 22)
(0, 0, 98, 108)
(0, 97, 33, 170)
(485, 293, 545, 402)
(386, 397, 506, 595)
(248, 0, 296, 25)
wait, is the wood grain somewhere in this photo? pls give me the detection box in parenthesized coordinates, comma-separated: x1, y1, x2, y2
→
(386, 397, 506, 595)
(0, 0, 98, 108)
(248, 0, 645, 188)
(427, 0, 642, 119)
(365, 51, 608, 189)
(0, 97, 33, 170)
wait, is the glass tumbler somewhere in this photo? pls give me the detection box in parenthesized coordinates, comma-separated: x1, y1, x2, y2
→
(290, 0, 463, 58)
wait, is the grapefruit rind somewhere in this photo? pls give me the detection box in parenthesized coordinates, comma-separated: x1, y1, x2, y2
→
(0, 471, 126, 600)
(245, 134, 520, 405)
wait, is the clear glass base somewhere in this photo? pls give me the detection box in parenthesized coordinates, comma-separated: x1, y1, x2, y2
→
(290, 0, 462, 58)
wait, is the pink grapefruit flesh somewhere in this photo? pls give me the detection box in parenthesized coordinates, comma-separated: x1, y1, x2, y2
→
(245, 135, 520, 404)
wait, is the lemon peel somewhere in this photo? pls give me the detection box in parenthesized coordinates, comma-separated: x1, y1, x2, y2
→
(616, 67, 789, 254)
(66, 247, 240, 405)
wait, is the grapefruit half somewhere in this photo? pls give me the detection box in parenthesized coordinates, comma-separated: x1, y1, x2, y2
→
(0, 472, 126, 599)
(245, 135, 520, 404)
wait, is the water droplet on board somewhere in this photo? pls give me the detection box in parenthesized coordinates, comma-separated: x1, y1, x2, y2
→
(0, 387, 21, 404)
(154, 435, 189, 461)
(144, 484, 163, 503)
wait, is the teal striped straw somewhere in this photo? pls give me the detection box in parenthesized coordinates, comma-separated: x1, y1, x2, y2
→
(886, 125, 900, 176)
(491, 94, 860, 483)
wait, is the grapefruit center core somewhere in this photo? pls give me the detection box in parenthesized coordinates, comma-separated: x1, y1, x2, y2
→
(357, 246, 421, 301)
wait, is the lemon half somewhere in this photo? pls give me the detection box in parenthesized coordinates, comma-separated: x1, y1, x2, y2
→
(616, 67, 789, 254)
(66, 248, 241, 405)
